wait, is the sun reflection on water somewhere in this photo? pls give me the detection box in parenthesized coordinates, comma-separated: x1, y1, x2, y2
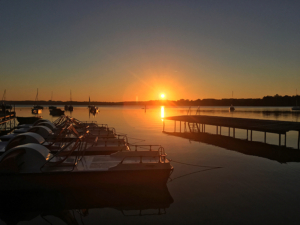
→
(161, 106, 164, 121)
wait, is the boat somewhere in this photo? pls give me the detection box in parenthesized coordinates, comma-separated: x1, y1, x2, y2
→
(291, 89, 300, 111)
(88, 96, 98, 113)
(0, 132, 45, 153)
(0, 125, 53, 142)
(49, 106, 56, 110)
(65, 90, 74, 111)
(31, 108, 42, 114)
(1, 90, 12, 110)
(50, 108, 65, 116)
(48, 91, 56, 110)
(89, 105, 99, 114)
(0, 142, 173, 191)
(16, 116, 42, 125)
(229, 91, 235, 111)
(32, 88, 44, 114)
(291, 106, 300, 111)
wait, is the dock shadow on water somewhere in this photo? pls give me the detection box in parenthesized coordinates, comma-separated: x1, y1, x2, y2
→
(163, 131, 300, 164)
(0, 185, 173, 224)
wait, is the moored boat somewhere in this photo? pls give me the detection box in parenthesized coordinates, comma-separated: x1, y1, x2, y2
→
(0, 143, 173, 191)
(17, 116, 42, 125)
(50, 108, 65, 116)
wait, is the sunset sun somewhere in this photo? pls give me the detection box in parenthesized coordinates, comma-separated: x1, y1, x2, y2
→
(160, 93, 165, 99)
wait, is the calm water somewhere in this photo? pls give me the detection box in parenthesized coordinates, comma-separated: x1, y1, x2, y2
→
(1, 106, 300, 225)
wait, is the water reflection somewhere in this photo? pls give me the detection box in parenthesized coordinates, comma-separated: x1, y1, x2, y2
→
(0, 185, 173, 224)
(161, 106, 164, 121)
(163, 131, 300, 163)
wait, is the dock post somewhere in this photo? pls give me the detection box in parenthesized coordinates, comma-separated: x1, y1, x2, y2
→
(174, 121, 176, 132)
(264, 132, 266, 143)
(180, 121, 181, 133)
(233, 128, 235, 138)
(284, 133, 286, 147)
(298, 131, 300, 149)
(279, 134, 281, 146)
(229, 127, 230, 136)
(250, 130, 252, 141)
(220, 126, 222, 135)
(247, 130, 248, 140)
(216, 126, 218, 135)
(196, 123, 200, 133)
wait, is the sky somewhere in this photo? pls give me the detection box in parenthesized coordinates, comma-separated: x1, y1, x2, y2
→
(1, 0, 299, 102)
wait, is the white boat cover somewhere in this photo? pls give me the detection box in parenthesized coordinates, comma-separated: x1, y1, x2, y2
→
(27, 126, 53, 138)
(0, 143, 51, 173)
(37, 122, 56, 130)
(4, 132, 45, 151)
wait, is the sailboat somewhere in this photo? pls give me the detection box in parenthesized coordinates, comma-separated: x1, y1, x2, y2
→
(32, 89, 43, 114)
(64, 90, 73, 111)
(49, 91, 56, 110)
(229, 91, 235, 112)
(88, 96, 98, 114)
(1, 90, 12, 111)
(291, 89, 300, 111)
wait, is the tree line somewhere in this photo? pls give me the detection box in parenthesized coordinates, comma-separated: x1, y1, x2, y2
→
(3, 94, 299, 107)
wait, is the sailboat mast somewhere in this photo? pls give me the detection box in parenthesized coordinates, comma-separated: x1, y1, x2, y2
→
(2, 89, 6, 104)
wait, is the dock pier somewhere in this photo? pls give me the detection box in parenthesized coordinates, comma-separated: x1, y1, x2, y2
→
(164, 115, 300, 149)
(0, 106, 17, 135)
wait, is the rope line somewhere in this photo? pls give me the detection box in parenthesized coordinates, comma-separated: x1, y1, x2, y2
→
(168, 167, 221, 183)
(169, 159, 222, 168)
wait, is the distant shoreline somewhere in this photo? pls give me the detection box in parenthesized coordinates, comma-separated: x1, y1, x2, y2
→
(2, 95, 299, 107)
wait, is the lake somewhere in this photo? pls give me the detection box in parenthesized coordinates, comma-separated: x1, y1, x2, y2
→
(1, 106, 300, 225)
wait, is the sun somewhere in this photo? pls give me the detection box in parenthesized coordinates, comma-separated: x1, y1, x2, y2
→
(160, 93, 165, 99)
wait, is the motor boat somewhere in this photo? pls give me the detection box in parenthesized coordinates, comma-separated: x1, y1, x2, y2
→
(229, 104, 235, 112)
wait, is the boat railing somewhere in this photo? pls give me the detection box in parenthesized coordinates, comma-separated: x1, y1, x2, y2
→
(119, 154, 167, 164)
(80, 120, 98, 125)
(116, 134, 128, 144)
(127, 145, 165, 154)
(96, 123, 109, 130)
(94, 137, 126, 147)
(109, 127, 116, 134)
(41, 132, 89, 172)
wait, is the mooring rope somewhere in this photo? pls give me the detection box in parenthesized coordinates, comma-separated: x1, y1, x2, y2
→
(168, 167, 221, 183)
(167, 159, 222, 183)
(168, 159, 222, 169)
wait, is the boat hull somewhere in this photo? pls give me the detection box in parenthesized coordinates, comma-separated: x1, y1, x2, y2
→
(16, 116, 42, 125)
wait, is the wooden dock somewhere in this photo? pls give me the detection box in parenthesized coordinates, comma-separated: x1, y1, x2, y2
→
(0, 111, 16, 134)
(164, 115, 300, 149)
